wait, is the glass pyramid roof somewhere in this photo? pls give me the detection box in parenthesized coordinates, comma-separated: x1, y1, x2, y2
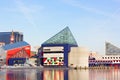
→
(43, 27, 78, 46)
(106, 42, 120, 55)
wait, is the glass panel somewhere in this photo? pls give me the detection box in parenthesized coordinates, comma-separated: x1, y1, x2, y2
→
(43, 27, 78, 46)
(106, 42, 120, 55)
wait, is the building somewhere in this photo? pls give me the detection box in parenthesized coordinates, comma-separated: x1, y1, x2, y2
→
(38, 27, 89, 68)
(89, 52, 103, 60)
(89, 42, 120, 67)
(106, 42, 120, 55)
(69, 47, 89, 68)
(0, 41, 31, 66)
(0, 31, 23, 45)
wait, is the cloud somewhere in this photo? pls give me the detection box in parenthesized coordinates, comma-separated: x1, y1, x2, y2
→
(62, 0, 120, 29)
(112, 0, 120, 2)
(62, 0, 113, 17)
(0, 7, 17, 12)
(14, 0, 37, 27)
(62, 0, 120, 19)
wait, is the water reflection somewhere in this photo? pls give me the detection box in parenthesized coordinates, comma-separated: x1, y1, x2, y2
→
(1, 68, 120, 80)
(43, 70, 64, 80)
(6, 69, 40, 80)
(0, 69, 67, 80)
(0, 69, 6, 80)
(89, 69, 120, 80)
(69, 69, 89, 80)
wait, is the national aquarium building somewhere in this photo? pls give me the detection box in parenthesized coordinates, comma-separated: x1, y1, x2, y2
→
(38, 27, 89, 68)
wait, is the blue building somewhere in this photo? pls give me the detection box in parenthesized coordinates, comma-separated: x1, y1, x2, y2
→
(38, 27, 78, 67)
(0, 31, 23, 46)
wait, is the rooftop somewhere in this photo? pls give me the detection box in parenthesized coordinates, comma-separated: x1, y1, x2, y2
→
(2, 41, 29, 50)
(42, 27, 78, 46)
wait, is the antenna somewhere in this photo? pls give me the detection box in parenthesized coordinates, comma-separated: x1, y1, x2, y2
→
(10, 30, 15, 44)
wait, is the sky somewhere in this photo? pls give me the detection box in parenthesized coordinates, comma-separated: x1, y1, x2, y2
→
(0, 0, 120, 54)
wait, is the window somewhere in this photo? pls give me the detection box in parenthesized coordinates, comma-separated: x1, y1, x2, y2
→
(59, 60, 61, 62)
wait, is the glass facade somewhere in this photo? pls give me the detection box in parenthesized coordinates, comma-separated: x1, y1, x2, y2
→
(106, 42, 120, 55)
(43, 27, 78, 46)
(0, 32, 23, 45)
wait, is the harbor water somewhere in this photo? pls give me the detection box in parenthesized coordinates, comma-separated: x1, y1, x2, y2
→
(0, 68, 120, 80)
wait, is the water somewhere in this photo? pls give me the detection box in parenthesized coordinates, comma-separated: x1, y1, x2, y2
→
(0, 69, 120, 80)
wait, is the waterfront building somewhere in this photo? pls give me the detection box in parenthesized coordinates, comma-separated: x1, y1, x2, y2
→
(0, 41, 31, 65)
(106, 42, 120, 55)
(69, 47, 89, 68)
(38, 27, 89, 68)
(89, 42, 120, 67)
(89, 52, 103, 60)
(104, 42, 120, 66)
(0, 31, 23, 45)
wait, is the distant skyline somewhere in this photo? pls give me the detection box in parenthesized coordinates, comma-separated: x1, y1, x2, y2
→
(0, 0, 120, 54)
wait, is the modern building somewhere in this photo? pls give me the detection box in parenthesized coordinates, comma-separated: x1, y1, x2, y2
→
(89, 42, 120, 67)
(0, 41, 31, 65)
(38, 27, 89, 68)
(0, 31, 23, 46)
(69, 47, 89, 68)
(106, 42, 120, 55)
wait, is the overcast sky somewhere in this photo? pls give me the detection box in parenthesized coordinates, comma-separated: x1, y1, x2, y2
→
(0, 0, 120, 54)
